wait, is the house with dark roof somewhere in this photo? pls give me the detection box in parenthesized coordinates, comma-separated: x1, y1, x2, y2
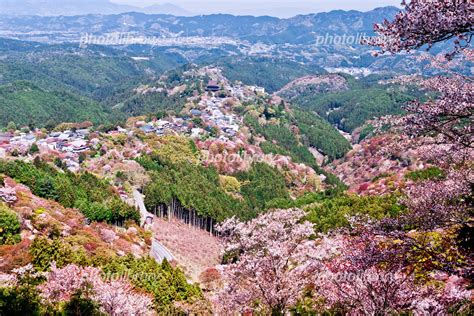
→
(190, 109, 202, 116)
(140, 125, 155, 134)
(205, 80, 220, 92)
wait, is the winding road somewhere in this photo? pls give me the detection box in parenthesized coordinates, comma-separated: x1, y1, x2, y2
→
(133, 189, 174, 263)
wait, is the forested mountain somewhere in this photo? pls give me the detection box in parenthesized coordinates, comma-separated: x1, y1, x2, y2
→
(0, 7, 398, 43)
(0, 37, 422, 131)
(284, 74, 424, 132)
(0, 6, 442, 72)
(217, 57, 325, 93)
(0, 39, 318, 128)
(0, 39, 191, 127)
(0, 41, 183, 97)
(0, 81, 109, 127)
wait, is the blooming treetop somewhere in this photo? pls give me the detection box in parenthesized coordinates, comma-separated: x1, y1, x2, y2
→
(215, 208, 341, 314)
(365, 0, 473, 58)
(38, 263, 153, 316)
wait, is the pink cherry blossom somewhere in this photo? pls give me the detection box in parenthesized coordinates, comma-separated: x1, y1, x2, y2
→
(215, 209, 331, 314)
(38, 263, 153, 315)
(365, 0, 473, 59)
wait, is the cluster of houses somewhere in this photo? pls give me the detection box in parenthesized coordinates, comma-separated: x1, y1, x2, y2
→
(135, 94, 241, 141)
(0, 129, 94, 172)
(41, 129, 91, 153)
(197, 96, 240, 139)
(133, 69, 269, 143)
(137, 118, 190, 136)
(0, 67, 266, 169)
(0, 132, 35, 157)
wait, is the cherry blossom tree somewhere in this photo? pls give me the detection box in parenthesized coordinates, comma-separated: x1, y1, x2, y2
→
(0, 185, 17, 204)
(214, 3, 474, 313)
(401, 168, 472, 229)
(215, 211, 472, 314)
(38, 263, 153, 315)
(381, 74, 473, 152)
(365, 0, 473, 58)
(368, 0, 473, 232)
(215, 209, 337, 314)
(317, 221, 472, 315)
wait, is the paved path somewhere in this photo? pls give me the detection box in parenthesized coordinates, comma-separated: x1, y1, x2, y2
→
(133, 188, 174, 263)
(151, 238, 174, 263)
(133, 188, 149, 227)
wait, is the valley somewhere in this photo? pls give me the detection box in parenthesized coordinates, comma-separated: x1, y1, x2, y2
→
(0, 1, 472, 315)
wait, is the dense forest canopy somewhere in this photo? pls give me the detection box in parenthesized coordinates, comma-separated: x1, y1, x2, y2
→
(0, 159, 139, 225)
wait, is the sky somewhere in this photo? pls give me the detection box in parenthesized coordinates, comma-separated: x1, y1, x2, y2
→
(111, 0, 402, 17)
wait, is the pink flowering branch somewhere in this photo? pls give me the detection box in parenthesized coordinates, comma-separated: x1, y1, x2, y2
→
(215, 209, 337, 314)
(38, 263, 153, 315)
(0, 186, 17, 204)
(365, 0, 474, 58)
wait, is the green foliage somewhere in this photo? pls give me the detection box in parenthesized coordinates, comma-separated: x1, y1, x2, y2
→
(269, 191, 406, 233)
(28, 143, 39, 155)
(244, 114, 347, 189)
(218, 57, 324, 93)
(118, 89, 188, 117)
(358, 124, 375, 142)
(29, 237, 90, 271)
(0, 268, 43, 316)
(62, 290, 103, 316)
(293, 78, 422, 132)
(135, 156, 164, 172)
(153, 135, 200, 165)
(0, 159, 139, 224)
(0, 48, 187, 128)
(140, 155, 291, 221)
(0, 50, 180, 100)
(259, 141, 292, 157)
(405, 167, 445, 182)
(6, 121, 17, 131)
(303, 193, 405, 232)
(292, 109, 351, 160)
(0, 286, 41, 316)
(142, 158, 252, 221)
(0, 81, 109, 128)
(237, 163, 289, 210)
(244, 114, 316, 167)
(0, 204, 21, 245)
(101, 255, 205, 314)
(219, 175, 241, 193)
(266, 192, 328, 210)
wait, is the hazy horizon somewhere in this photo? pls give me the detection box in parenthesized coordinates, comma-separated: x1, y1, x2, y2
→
(112, 0, 402, 17)
(0, 0, 402, 18)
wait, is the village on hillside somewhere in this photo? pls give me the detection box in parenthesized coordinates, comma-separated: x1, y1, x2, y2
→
(0, 67, 268, 169)
(0, 67, 327, 202)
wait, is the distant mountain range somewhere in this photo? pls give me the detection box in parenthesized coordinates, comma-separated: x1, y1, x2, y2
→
(0, 6, 400, 43)
(0, 6, 454, 75)
(0, 0, 192, 16)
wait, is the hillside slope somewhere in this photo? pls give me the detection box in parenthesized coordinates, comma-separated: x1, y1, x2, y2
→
(0, 81, 109, 127)
(152, 217, 222, 282)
